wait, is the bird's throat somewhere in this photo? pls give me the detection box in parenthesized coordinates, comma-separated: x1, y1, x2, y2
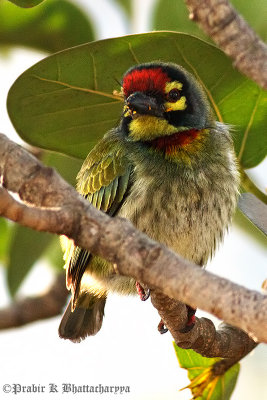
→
(146, 128, 207, 155)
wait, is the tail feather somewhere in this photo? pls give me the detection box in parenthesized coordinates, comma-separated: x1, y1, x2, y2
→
(58, 297, 106, 343)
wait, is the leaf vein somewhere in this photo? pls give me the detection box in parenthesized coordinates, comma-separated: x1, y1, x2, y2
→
(23, 87, 72, 100)
(209, 65, 233, 93)
(56, 56, 61, 81)
(31, 75, 122, 100)
(238, 90, 262, 163)
(217, 79, 249, 106)
(127, 42, 140, 64)
(30, 101, 122, 118)
(35, 118, 119, 136)
(206, 376, 220, 400)
(91, 53, 98, 90)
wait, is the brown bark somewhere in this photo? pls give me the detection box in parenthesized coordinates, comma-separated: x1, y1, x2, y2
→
(151, 292, 257, 360)
(0, 273, 68, 329)
(0, 133, 265, 357)
(185, 0, 267, 89)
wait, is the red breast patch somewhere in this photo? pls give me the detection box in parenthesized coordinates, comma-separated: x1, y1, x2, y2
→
(149, 129, 201, 153)
(123, 68, 170, 98)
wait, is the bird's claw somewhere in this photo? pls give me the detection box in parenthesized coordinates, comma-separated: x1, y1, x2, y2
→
(136, 282, 150, 301)
(158, 319, 168, 334)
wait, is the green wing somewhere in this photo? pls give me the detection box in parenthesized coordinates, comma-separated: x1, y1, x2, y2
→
(66, 132, 132, 305)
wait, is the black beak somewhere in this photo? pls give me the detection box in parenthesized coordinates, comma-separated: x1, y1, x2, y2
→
(126, 92, 164, 118)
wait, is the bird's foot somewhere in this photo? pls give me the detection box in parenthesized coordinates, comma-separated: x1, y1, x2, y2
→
(136, 282, 150, 301)
(180, 305, 197, 333)
(158, 307, 196, 335)
(158, 319, 168, 334)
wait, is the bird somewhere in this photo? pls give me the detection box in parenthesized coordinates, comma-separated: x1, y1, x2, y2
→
(58, 61, 239, 342)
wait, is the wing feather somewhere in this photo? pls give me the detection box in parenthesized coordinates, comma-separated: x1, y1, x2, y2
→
(65, 132, 132, 308)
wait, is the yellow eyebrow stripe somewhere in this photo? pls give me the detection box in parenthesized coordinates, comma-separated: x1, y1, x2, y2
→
(165, 81, 183, 92)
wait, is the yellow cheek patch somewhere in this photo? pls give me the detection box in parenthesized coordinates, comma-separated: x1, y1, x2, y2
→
(164, 80, 187, 112)
(165, 96, 187, 112)
(129, 116, 178, 141)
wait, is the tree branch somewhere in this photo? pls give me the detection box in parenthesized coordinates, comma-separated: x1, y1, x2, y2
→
(185, 0, 267, 89)
(150, 292, 257, 361)
(0, 133, 266, 350)
(0, 273, 68, 328)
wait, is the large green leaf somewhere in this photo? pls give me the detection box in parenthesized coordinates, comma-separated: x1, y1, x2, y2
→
(174, 344, 240, 400)
(8, 0, 45, 8)
(0, 0, 95, 53)
(7, 32, 267, 167)
(152, 0, 266, 42)
(7, 226, 53, 296)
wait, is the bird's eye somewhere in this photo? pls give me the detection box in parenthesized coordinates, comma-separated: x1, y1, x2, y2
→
(166, 88, 181, 102)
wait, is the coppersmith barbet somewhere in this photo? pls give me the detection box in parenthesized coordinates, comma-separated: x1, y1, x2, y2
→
(59, 62, 239, 342)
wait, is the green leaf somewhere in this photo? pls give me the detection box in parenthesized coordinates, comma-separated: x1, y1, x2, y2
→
(174, 345, 219, 370)
(0, 218, 12, 263)
(42, 151, 82, 186)
(0, 0, 95, 53)
(7, 32, 267, 167)
(152, 0, 266, 42)
(7, 226, 54, 296)
(44, 236, 64, 271)
(8, 0, 45, 7)
(174, 344, 240, 400)
(152, 0, 211, 42)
